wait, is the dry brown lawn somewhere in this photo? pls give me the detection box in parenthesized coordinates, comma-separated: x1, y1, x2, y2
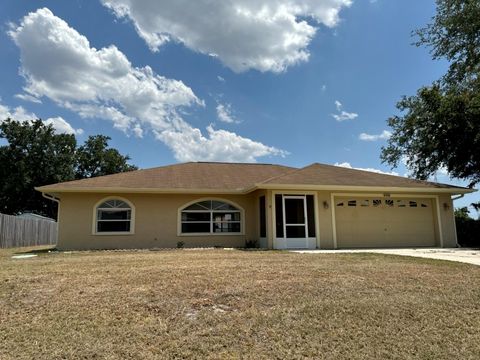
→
(0, 247, 479, 359)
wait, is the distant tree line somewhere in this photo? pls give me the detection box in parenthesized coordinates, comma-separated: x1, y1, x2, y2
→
(0, 119, 137, 219)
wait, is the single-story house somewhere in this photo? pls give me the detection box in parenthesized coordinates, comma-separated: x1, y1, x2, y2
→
(36, 162, 475, 250)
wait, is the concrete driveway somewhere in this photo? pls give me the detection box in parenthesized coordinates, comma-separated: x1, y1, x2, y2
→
(292, 248, 480, 266)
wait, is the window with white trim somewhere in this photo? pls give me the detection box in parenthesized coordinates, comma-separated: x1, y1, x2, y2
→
(96, 199, 132, 233)
(181, 200, 241, 234)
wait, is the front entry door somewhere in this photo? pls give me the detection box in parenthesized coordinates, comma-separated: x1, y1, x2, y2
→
(283, 196, 308, 239)
(274, 194, 316, 249)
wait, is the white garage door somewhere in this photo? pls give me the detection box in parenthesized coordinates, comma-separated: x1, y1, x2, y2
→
(334, 197, 437, 248)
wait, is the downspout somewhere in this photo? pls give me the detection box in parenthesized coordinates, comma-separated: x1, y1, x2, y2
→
(451, 194, 464, 247)
(42, 192, 60, 221)
(42, 192, 61, 247)
(42, 192, 60, 204)
(451, 194, 464, 201)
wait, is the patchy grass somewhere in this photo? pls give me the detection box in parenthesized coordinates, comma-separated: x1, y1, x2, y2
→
(1, 248, 479, 359)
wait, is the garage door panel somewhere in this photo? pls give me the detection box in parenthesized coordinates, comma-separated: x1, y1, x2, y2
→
(335, 197, 436, 248)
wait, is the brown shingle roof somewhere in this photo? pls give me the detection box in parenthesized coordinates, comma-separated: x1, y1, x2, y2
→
(36, 161, 472, 194)
(261, 163, 465, 190)
(36, 162, 295, 192)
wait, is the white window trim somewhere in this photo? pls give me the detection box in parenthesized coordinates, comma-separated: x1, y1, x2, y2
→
(92, 196, 135, 236)
(177, 198, 245, 236)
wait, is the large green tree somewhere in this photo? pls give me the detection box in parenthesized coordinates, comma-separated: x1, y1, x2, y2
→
(0, 119, 76, 218)
(0, 120, 137, 218)
(382, 0, 480, 191)
(75, 135, 137, 179)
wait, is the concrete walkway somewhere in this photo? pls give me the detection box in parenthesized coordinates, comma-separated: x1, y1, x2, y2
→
(291, 248, 480, 266)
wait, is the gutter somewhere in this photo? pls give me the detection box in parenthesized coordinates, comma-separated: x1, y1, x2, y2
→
(42, 192, 60, 203)
(252, 184, 476, 195)
(35, 184, 476, 196)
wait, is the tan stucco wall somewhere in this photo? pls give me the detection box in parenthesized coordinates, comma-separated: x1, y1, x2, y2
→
(438, 194, 457, 247)
(57, 192, 257, 250)
(55, 190, 459, 250)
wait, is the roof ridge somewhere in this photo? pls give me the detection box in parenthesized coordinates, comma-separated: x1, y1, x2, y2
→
(256, 163, 308, 185)
(195, 161, 289, 167)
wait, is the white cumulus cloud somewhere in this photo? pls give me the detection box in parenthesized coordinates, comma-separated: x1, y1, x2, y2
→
(14, 93, 42, 103)
(0, 103, 36, 122)
(216, 103, 238, 124)
(157, 124, 288, 162)
(9, 8, 285, 162)
(359, 130, 391, 141)
(335, 162, 399, 176)
(0, 101, 83, 135)
(101, 0, 353, 73)
(331, 100, 358, 121)
(43, 116, 84, 135)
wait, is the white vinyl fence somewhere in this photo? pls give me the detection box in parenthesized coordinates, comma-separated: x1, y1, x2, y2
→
(0, 213, 57, 248)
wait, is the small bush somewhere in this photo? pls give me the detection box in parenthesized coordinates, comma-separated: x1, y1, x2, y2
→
(245, 239, 258, 248)
(176, 241, 185, 249)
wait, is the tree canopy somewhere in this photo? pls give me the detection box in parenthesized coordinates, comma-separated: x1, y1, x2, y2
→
(0, 119, 137, 218)
(382, 0, 480, 190)
(75, 135, 137, 179)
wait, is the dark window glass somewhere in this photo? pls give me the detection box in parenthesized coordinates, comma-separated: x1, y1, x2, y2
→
(181, 212, 211, 222)
(284, 198, 305, 224)
(259, 196, 266, 237)
(97, 221, 130, 232)
(181, 222, 211, 233)
(181, 200, 241, 234)
(286, 226, 306, 238)
(306, 195, 315, 237)
(212, 212, 240, 222)
(275, 194, 284, 237)
(98, 210, 131, 220)
(213, 222, 241, 233)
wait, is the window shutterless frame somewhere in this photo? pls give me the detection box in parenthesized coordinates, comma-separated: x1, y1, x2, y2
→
(92, 197, 135, 235)
(178, 198, 244, 236)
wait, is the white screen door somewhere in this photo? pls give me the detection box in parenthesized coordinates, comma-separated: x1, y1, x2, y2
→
(282, 195, 308, 239)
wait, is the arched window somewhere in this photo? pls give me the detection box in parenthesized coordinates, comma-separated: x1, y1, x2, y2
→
(180, 200, 242, 234)
(95, 199, 133, 234)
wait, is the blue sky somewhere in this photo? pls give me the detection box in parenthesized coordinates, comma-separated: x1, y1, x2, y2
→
(0, 0, 478, 213)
